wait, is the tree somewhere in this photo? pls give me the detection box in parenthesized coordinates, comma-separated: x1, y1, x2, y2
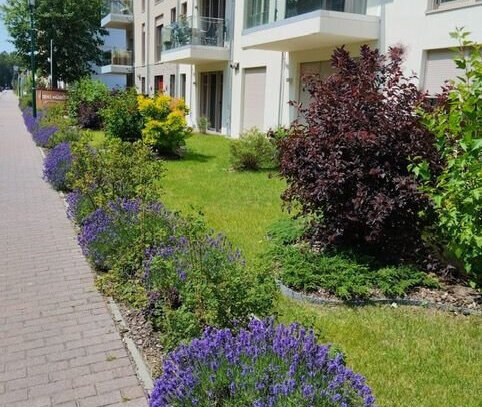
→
(0, 0, 107, 85)
(0, 51, 19, 87)
(279, 46, 441, 261)
(413, 30, 482, 277)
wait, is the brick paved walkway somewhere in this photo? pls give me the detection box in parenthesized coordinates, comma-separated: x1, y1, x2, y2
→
(0, 91, 148, 407)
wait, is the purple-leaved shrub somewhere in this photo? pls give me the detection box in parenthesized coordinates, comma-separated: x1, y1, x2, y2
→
(43, 142, 72, 190)
(150, 318, 376, 407)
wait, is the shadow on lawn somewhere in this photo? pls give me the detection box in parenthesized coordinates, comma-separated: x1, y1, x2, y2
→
(163, 150, 216, 163)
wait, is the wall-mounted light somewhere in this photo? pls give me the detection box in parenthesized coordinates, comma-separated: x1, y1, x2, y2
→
(230, 61, 239, 70)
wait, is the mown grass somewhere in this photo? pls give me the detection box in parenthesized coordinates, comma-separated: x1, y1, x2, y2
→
(161, 134, 482, 407)
(161, 134, 287, 260)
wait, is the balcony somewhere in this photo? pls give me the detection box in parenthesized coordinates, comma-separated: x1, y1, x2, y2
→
(160, 16, 230, 64)
(242, 0, 379, 52)
(101, 48, 133, 74)
(101, 0, 133, 29)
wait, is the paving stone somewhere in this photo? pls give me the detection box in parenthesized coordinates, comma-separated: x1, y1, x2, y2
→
(0, 91, 147, 407)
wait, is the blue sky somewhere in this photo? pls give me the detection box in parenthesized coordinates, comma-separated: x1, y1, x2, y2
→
(0, 0, 15, 52)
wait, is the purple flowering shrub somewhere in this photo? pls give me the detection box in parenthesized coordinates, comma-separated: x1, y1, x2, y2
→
(150, 318, 376, 407)
(33, 125, 59, 147)
(143, 218, 275, 349)
(78, 198, 178, 272)
(43, 142, 72, 190)
(78, 198, 142, 270)
(22, 108, 44, 134)
(66, 190, 95, 224)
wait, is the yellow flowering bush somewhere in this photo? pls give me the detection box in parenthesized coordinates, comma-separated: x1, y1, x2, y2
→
(138, 94, 192, 155)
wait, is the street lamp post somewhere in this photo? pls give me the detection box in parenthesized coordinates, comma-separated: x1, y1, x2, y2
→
(28, 0, 37, 118)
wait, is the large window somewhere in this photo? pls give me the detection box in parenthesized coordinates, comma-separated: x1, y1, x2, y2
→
(141, 23, 146, 65)
(155, 18, 163, 61)
(169, 74, 176, 97)
(180, 73, 186, 100)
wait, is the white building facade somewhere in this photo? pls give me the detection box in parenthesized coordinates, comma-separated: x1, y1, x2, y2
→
(100, 0, 482, 136)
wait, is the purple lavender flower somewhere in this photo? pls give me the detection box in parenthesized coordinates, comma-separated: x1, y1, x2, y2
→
(22, 108, 44, 134)
(149, 319, 376, 407)
(66, 190, 83, 221)
(78, 198, 141, 269)
(43, 142, 72, 190)
(33, 125, 58, 147)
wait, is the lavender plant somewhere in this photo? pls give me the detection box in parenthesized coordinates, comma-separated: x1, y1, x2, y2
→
(66, 190, 94, 224)
(78, 198, 141, 270)
(33, 125, 59, 147)
(22, 108, 43, 134)
(150, 318, 376, 407)
(43, 142, 72, 190)
(143, 217, 275, 349)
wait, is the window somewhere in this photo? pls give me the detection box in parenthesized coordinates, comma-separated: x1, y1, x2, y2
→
(180, 73, 186, 99)
(423, 48, 462, 95)
(141, 77, 146, 94)
(141, 23, 146, 65)
(156, 16, 163, 61)
(171, 7, 177, 23)
(169, 74, 176, 97)
(181, 2, 188, 16)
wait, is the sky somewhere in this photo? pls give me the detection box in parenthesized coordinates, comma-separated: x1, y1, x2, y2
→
(0, 0, 15, 53)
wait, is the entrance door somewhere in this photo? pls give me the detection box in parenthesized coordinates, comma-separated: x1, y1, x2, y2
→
(242, 67, 266, 131)
(200, 71, 223, 132)
(154, 75, 164, 94)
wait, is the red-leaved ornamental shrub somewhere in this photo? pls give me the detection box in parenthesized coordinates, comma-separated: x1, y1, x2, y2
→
(279, 46, 440, 260)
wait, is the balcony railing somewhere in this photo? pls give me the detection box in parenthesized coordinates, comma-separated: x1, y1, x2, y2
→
(101, 0, 133, 18)
(245, 0, 368, 29)
(162, 16, 225, 52)
(103, 48, 133, 66)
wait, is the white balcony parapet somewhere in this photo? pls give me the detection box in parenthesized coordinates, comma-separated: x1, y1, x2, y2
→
(242, 0, 379, 51)
(101, 0, 133, 29)
(101, 48, 133, 74)
(160, 16, 230, 64)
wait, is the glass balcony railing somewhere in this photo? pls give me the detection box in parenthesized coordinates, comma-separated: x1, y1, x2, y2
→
(101, 0, 133, 18)
(103, 48, 133, 66)
(162, 16, 225, 52)
(245, 0, 368, 29)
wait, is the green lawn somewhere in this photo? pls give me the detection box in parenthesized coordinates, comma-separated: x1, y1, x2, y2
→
(162, 134, 482, 407)
(162, 134, 287, 260)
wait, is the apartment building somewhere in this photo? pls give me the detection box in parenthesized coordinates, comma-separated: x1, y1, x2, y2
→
(100, 0, 482, 136)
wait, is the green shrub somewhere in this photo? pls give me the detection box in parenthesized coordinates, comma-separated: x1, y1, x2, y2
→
(412, 30, 482, 279)
(230, 127, 278, 171)
(101, 88, 144, 142)
(68, 136, 164, 209)
(47, 126, 82, 148)
(68, 77, 109, 129)
(144, 215, 276, 349)
(197, 116, 209, 134)
(19, 94, 32, 110)
(265, 219, 438, 300)
(138, 94, 192, 155)
(40, 103, 74, 130)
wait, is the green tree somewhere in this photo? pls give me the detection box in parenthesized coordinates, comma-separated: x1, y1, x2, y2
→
(0, 0, 107, 85)
(0, 51, 19, 87)
(412, 29, 481, 279)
